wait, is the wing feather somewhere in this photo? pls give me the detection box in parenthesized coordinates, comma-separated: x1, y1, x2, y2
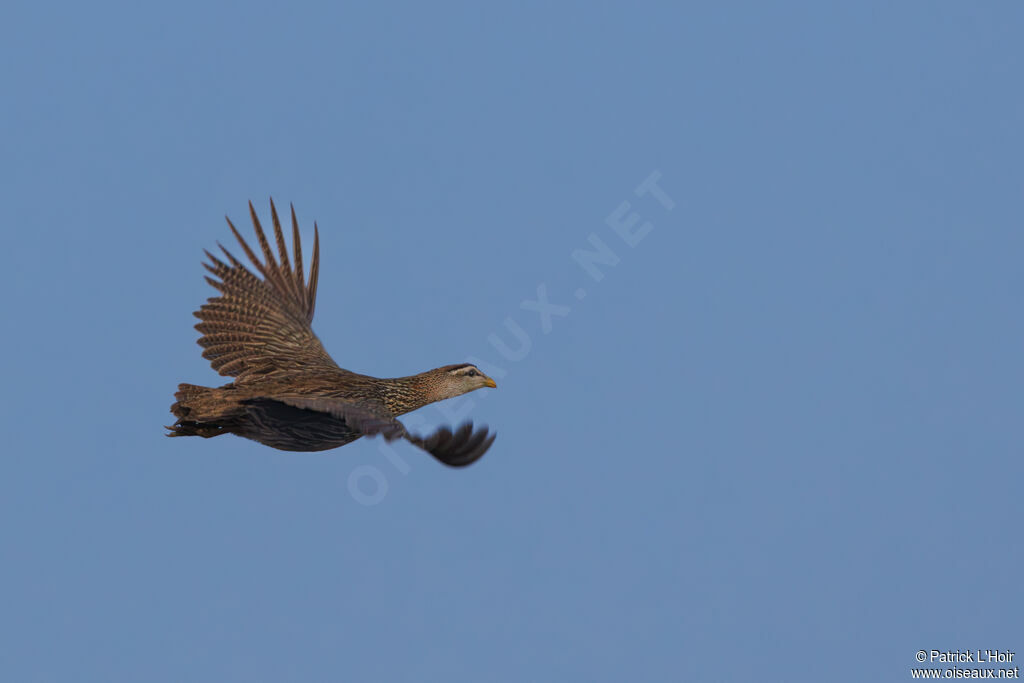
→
(193, 199, 338, 380)
(408, 422, 497, 467)
(259, 398, 497, 467)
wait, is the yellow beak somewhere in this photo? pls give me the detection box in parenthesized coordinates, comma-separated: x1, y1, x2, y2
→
(484, 377, 497, 388)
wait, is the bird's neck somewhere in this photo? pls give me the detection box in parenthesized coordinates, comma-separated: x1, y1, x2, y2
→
(379, 371, 444, 416)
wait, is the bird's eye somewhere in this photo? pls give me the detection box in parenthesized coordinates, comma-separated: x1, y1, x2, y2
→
(467, 369, 478, 377)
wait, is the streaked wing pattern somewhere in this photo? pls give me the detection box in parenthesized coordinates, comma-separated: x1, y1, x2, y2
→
(194, 200, 338, 380)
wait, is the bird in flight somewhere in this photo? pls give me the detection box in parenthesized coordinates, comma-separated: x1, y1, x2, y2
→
(167, 200, 497, 467)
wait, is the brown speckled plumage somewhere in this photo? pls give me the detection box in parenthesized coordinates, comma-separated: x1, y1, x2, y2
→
(167, 200, 497, 467)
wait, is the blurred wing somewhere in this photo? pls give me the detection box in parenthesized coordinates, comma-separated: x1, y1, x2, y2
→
(406, 422, 496, 468)
(274, 398, 496, 467)
(194, 199, 339, 380)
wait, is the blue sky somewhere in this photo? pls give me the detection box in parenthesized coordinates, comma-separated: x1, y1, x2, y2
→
(2, 2, 1022, 681)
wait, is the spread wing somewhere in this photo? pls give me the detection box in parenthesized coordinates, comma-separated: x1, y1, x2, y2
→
(194, 199, 340, 381)
(405, 421, 497, 468)
(274, 397, 496, 467)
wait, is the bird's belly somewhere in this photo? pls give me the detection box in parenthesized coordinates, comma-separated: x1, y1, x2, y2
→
(238, 401, 364, 452)
(247, 431, 362, 452)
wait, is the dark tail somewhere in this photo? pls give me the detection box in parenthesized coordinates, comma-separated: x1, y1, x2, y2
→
(166, 383, 229, 438)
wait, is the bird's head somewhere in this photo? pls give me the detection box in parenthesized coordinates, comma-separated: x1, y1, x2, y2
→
(385, 363, 498, 415)
(433, 363, 497, 399)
